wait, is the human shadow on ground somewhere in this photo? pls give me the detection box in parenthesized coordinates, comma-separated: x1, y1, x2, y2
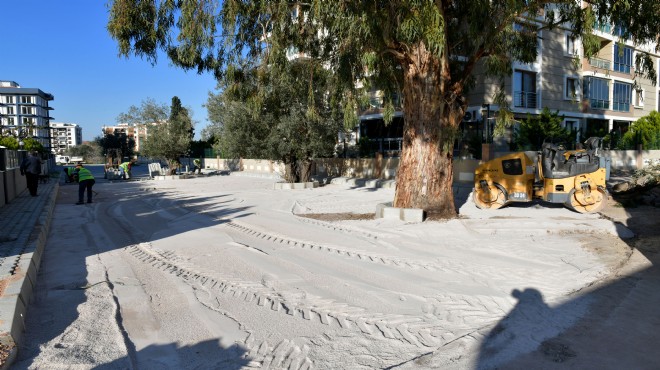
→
(474, 192, 660, 369)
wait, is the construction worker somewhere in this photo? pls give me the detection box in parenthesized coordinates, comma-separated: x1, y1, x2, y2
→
(119, 159, 135, 179)
(74, 164, 95, 205)
(193, 158, 202, 174)
(63, 166, 76, 183)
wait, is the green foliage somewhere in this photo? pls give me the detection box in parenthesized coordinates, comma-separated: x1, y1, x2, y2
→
(96, 132, 136, 159)
(140, 97, 194, 174)
(206, 58, 341, 182)
(0, 137, 45, 153)
(0, 136, 19, 150)
(68, 142, 104, 164)
(514, 108, 574, 151)
(116, 97, 168, 125)
(620, 111, 660, 150)
(108, 0, 660, 209)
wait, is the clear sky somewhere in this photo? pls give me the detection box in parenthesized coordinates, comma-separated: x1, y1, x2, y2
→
(1, 0, 219, 141)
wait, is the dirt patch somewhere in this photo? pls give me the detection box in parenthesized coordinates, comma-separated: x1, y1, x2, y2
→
(297, 213, 375, 221)
(0, 341, 15, 368)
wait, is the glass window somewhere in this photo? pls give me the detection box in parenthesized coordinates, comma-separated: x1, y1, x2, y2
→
(613, 82, 631, 112)
(583, 77, 610, 109)
(613, 44, 632, 74)
(7, 106, 14, 114)
(20, 96, 32, 104)
(565, 34, 577, 55)
(565, 77, 579, 99)
(634, 89, 644, 107)
(514, 70, 537, 108)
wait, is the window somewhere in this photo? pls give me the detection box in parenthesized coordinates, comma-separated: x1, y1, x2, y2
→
(565, 33, 577, 56)
(613, 82, 631, 112)
(4, 96, 14, 104)
(513, 70, 537, 108)
(564, 76, 580, 100)
(21, 106, 34, 115)
(613, 44, 632, 74)
(20, 96, 32, 104)
(633, 89, 644, 107)
(583, 77, 610, 109)
(7, 106, 14, 115)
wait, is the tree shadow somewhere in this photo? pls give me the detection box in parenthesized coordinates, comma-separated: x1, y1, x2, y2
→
(15, 176, 257, 368)
(93, 339, 251, 370)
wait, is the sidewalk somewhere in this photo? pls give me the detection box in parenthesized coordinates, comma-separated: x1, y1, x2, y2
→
(0, 179, 58, 369)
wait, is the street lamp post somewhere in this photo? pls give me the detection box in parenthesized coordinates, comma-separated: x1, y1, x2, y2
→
(481, 103, 491, 143)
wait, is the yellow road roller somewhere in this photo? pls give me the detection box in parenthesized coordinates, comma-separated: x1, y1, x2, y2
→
(473, 137, 610, 213)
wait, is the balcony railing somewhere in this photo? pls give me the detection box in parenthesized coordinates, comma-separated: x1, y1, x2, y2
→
(589, 99, 610, 110)
(513, 91, 538, 108)
(589, 57, 611, 71)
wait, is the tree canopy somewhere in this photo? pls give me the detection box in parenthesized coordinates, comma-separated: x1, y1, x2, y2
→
(140, 96, 195, 174)
(205, 57, 342, 182)
(108, 0, 660, 216)
(514, 108, 575, 151)
(620, 111, 660, 150)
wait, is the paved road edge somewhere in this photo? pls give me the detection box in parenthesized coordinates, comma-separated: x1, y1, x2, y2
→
(0, 182, 59, 370)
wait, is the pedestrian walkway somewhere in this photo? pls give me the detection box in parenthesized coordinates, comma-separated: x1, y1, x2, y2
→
(0, 179, 58, 368)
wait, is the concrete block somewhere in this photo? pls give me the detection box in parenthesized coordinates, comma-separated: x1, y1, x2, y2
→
(401, 208, 424, 222)
(375, 202, 393, 218)
(382, 207, 402, 219)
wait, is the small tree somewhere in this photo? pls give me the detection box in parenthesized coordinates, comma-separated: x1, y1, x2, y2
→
(68, 141, 103, 164)
(514, 108, 574, 150)
(96, 132, 136, 161)
(620, 111, 660, 150)
(207, 60, 341, 182)
(141, 96, 194, 174)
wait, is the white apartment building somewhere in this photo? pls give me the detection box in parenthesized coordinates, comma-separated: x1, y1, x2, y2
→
(0, 80, 54, 150)
(50, 122, 83, 154)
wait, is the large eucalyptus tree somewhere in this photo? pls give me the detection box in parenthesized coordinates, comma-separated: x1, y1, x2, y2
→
(108, 0, 659, 217)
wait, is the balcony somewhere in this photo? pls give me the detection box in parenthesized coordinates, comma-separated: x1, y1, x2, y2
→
(513, 91, 538, 109)
(589, 57, 611, 71)
(589, 99, 610, 110)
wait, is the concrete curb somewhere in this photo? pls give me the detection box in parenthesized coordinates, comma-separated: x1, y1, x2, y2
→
(274, 181, 319, 190)
(0, 182, 58, 370)
(329, 177, 396, 189)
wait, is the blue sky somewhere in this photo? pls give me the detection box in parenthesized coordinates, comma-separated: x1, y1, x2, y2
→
(1, 0, 219, 141)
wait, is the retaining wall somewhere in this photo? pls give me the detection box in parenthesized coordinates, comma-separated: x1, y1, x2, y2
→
(198, 150, 659, 182)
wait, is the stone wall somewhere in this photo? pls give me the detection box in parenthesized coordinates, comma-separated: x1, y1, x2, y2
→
(203, 150, 660, 181)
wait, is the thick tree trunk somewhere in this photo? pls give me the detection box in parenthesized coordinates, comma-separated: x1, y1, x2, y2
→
(393, 44, 461, 218)
(299, 158, 312, 182)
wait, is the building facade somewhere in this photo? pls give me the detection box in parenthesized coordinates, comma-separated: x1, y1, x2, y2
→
(101, 122, 150, 152)
(355, 14, 660, 157)
(50, 122, 83, 154)
(464, 17, 660, 151)
(0, 80, 54, 151)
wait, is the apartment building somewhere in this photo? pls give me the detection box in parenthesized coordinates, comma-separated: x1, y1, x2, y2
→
(464, 20, 659, 150)
(355, 18, 659, 156)
(50, 122, 83, 154)
(0, 80, 54, 150)
(101, 122, 150, 152)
